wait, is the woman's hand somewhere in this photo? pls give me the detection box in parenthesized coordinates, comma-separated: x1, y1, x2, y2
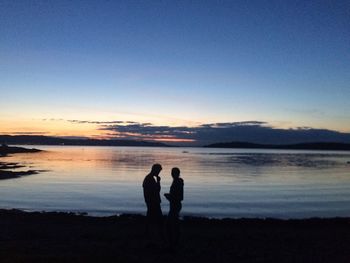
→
(164, 193, 170, 201)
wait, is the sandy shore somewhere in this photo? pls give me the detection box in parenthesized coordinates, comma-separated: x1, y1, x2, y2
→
(0, 209, 349, 262)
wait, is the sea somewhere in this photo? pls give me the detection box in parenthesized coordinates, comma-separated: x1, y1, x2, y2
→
(1, 145, 350, 218)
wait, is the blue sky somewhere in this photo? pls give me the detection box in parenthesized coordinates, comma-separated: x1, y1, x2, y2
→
(0, 0, 349, 142)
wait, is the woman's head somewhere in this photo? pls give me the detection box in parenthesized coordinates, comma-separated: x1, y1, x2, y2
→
(171, 167, 180, 178)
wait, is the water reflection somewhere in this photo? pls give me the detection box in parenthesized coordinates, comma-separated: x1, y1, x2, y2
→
(0, 146, 349, 218)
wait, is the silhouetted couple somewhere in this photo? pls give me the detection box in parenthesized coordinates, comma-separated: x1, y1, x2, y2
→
(142, 164, 184, 249)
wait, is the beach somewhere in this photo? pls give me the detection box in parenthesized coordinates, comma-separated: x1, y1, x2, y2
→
(0, 209, 349, 262)
(1, 146, 350, 262)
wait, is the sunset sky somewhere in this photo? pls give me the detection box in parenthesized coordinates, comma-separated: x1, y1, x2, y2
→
(1, 1, 349, 144)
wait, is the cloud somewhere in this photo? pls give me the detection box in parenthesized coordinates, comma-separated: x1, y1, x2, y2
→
(42, 119, 128, 125)
(43, 119, 147, 125)
(98, 121, 350, 145)
(67, 120, 126, 124)
(43, 118, 350, 145)
(99, 122, 196, 143)
(41, 118, 64, 121)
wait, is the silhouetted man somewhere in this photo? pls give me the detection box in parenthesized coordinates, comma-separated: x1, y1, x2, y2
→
(143, 164, 163, 243)
(164, 167, 184, 248)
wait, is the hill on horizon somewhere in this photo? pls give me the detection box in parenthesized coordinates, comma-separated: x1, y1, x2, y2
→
(0, 135, 168, 147)
(205, 141, 350, 150)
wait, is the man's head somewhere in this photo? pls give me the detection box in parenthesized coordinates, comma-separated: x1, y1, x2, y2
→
(151, 163, 162, 176)
(171, 167, 180, 178)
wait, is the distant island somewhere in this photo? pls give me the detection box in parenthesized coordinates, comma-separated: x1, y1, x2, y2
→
(0, 135, 168, 147)
(0, 144, 42, 156)
(205, 142, 350, 150)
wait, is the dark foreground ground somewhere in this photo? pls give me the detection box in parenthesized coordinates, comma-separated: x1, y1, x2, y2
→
(0, 209, 349, 263)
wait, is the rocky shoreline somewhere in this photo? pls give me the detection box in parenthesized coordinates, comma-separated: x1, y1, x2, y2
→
(0, 144, 41, 156)
(0, 145, 42, 179)
(0, 209, 349, 262)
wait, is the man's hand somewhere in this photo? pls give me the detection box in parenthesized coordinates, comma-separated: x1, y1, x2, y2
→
(156, 175, 161, 183)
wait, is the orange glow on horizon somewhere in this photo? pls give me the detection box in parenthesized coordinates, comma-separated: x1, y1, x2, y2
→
(1, 116, 350, 143)
(0, 118, 196, 143)
(0, 118, 100, 138)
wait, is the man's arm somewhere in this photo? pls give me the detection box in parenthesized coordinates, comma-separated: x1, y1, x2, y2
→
(155, 175, 161, 192)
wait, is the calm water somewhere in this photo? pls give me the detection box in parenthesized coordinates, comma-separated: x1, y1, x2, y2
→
(1, 146, 350, 218)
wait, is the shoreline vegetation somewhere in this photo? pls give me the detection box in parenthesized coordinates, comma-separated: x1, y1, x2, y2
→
(0, 145, 42, 180)
(1, 135, 350, 150)
(0, 209, 349, 262)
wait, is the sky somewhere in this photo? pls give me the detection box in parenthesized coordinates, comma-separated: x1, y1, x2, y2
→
(0, 0, 349, 145)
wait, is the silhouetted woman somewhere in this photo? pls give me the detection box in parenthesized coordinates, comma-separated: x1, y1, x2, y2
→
(164, 167, 184, 248)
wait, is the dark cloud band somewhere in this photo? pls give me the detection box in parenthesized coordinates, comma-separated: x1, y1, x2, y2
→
(98, 121, 350, 145)
(43, 118, 350, 145)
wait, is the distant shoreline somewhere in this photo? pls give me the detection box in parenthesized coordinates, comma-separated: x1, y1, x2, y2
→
(205, 142, 350, 151)
(2, 135, 350, 150)
(0, 135, 169, 147)
(5, 143, 350, 151)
